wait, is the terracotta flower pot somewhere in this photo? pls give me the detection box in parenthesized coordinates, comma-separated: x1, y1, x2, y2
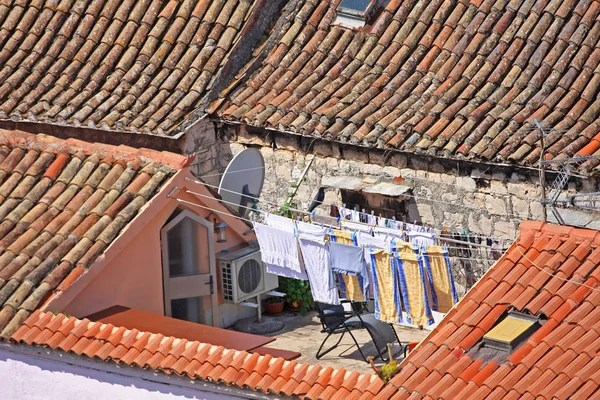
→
(263, 299, 285, 315)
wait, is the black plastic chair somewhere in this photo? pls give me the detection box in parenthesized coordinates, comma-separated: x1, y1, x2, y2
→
(315, 301, 402, 363)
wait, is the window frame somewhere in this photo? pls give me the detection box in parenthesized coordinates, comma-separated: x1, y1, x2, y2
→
(160, 209, 219, 326)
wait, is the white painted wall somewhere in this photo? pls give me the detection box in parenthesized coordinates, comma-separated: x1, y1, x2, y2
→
(0, 345, 268, 400)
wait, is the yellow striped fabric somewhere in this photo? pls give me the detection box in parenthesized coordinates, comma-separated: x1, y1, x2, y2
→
(331, 230, 364, 302)
(426, 246, 455, 313)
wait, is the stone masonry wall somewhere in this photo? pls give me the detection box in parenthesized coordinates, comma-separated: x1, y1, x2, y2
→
(184, 120, 600, 239)
(182, 121, 600, 294)
(182, 119, 223, 188)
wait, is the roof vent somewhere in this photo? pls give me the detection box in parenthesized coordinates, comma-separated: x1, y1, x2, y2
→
(482, 312, 540, 352)
(335, 0, 389, 29)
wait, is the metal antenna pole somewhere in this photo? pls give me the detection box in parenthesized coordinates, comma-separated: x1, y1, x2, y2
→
(286, 155, 315, 206)
(534, 119, 547, 222)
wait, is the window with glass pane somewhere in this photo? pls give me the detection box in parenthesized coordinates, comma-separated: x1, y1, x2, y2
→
(166, 217, 210, 277)
(171, 296, 213, 325)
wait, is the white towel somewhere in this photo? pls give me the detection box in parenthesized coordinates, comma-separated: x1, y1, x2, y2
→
(265, 213, 295, 232)
(296, 220, 327, 240)
(407, 231, 435, 247)
(254, 223, 302, 273)
(297, 222, 339, 305)
(342, 220, 373, 234)
(375, 226, 406, 241)
(266, 263, 308, 280)
(358, 231, 391, 251)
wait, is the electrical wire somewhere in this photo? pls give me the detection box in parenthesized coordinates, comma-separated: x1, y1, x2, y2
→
(198, 165, 266, 179)
(194, 182, 512, 243)
(185, 189, 267, 215)
(176, 196, 508, 260)
(185, 177, 313, 216)
(184, 176, 524, 236)
(174, 198, 256, 224)
(185, 189, 514, 248)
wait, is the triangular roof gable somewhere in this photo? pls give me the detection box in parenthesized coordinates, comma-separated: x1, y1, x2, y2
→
(45, 166, 254, 314)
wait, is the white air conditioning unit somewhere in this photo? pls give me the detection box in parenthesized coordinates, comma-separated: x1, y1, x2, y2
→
(217, 246, 278, 303)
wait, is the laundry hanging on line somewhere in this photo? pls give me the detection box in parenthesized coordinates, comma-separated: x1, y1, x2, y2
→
(253, 213, 459, 316)
(329, 230, 368, 302)
(297, 221, 340, 306)
(257, 214, 308, 281)
(369, 249, 402, 324)
(423, 246, 459, 313)
(333, 204, 510, 250)
(253, 223, 303, 274)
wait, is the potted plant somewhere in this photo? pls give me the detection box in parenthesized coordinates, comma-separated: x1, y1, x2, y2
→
(263, 296, 285, 315)
(278, 277, 314, 313)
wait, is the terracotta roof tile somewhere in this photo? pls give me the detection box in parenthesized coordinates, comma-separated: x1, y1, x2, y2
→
(0, 131, 186, 339)
(213, 0, 600, 173)
(7, 312, 381, 400)
(0, 0, 257, 137)
(373, 221, 600, 398)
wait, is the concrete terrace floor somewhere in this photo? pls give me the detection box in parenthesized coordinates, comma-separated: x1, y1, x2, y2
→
(263, 311, 431, 374)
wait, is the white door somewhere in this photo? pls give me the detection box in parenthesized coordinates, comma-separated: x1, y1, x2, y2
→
(161, 209, 219, 326)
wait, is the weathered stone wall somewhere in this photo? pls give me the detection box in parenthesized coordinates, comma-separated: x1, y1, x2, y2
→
(182, 121, 600, 295)
(183, 119, 223, 188)
(184, 121, 600, 239)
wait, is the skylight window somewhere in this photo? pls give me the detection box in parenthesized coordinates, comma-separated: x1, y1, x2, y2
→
(335, 0, 389, 29)
(482, 312, 540, 352)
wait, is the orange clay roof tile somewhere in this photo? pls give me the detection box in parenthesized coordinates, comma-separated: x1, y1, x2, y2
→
(0, 1, 258, 137)
(213, 0, 600, 174)
(371, 221, 600, 398)
(0, 131, 185, 339)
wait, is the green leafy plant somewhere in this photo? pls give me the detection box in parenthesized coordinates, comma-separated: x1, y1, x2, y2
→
(368, 345, 401, 384)
(273, 200, 298, 219)
(264, 296, 284, 304)
(278, 277, 314, 312)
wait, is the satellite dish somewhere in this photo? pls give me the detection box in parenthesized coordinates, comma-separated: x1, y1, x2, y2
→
(219, 148, 265, 218)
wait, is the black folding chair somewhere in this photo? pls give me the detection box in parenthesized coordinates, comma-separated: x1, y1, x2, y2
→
(315, 301, 402, 363)
(357, 313, 402, 362)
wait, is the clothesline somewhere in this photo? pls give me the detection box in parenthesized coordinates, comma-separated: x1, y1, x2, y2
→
(182, 186, 513, 252)
(174, 198, 256, 224)
(184, 176, 517, 241)
(184, 176, 525, 226)
(176, 192, 509, 261)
